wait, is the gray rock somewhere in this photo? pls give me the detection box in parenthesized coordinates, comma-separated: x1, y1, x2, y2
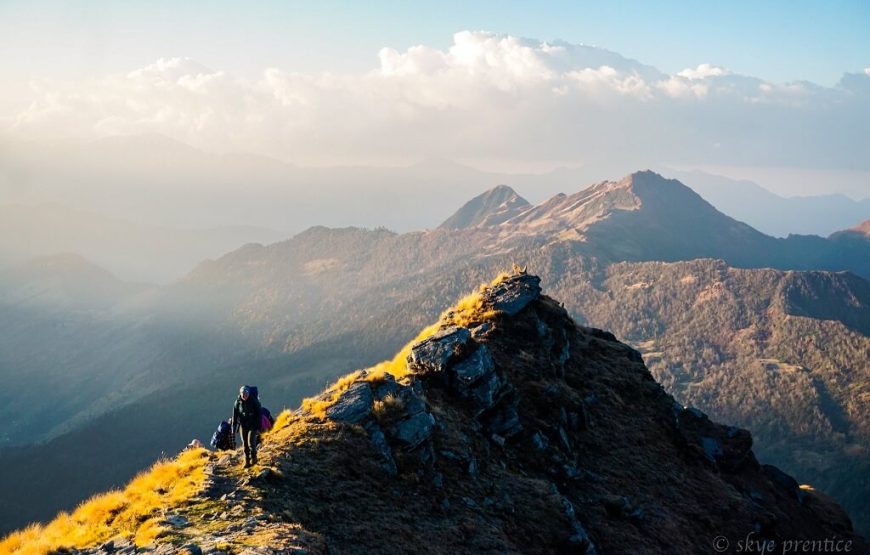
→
(407, 326, 472, 374)
(403, 394, 427, 417)
(365, 422, 398, 476)
(325, 381, 373, 424)
(532, 431, 549, 450)
(467, 372, 500, 411)
(451, 345, 495, 386)
(415, 441, 436, 466)
(372, 373, 400, 401)
(470, 322, 492, 338)
(467, 457, 479, 476)
(161, 514, 189, 528)
(392, 411, 436, 449)
(562, 496, 597, 554)
(486, 406, 523, 438)
(482, 274, 541, 316)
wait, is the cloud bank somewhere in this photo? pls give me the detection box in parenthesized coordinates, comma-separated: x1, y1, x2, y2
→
(4, 31, 869, 170)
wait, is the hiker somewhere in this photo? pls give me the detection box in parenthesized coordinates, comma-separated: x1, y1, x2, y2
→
(233, 385, 262, 468)
(210, 418, 235, 451)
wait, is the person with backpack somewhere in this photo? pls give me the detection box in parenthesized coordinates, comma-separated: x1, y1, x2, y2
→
(210, 418, 235, 451)
(233, 385, 262, 468)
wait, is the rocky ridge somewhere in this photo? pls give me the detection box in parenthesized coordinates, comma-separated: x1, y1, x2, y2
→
(11, 273, 867, 554)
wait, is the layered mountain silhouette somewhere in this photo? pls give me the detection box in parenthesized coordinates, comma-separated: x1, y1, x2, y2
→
(2, 171, 868, 539)
(438, 171, 870, 278)
(3, 273, 865, 554)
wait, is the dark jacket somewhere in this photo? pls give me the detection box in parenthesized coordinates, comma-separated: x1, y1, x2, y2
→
(233, 395, 262, 433)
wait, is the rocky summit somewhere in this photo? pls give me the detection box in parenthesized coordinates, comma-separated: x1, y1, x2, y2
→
(6, 272, 866, 555)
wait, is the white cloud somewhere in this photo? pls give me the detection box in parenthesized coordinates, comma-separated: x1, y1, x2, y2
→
(3, 31, 868, 169)
(677, 63, 729, 80)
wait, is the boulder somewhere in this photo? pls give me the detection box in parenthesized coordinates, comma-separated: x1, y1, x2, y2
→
(471, 322, 492, 338)
(372, 373, 400, 401)
(484, 404, 523, 439)
(392, 411, 436, 450)
(407, 326, 472, 374)
(467, 372, 501, 411)
(482, 274, 542, 316)
(451, 345, 495, 386)
(364, 421, 398, 476)
(325, 382, 373, 424)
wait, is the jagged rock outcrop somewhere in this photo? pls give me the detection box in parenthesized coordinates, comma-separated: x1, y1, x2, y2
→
(8, 272, 866, 555)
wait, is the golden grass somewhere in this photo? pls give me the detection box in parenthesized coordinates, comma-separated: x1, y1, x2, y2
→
(267, 409, 296, 436)
(372, 393, 406, 419)
(0, 448, 209, 555)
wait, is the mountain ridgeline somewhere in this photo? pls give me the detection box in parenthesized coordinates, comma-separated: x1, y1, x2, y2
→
(438, 171, 870, 278)
(2, 273, 865, 554)
(1, 171, 868, 539)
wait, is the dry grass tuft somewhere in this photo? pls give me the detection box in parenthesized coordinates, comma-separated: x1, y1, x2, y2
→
(372, 393, 406, 420)
(0, 448, 209, 555)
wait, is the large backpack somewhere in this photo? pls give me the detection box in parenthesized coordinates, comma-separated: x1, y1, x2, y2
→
(260, 406, 274, 432)
(210, 420, 233, 450)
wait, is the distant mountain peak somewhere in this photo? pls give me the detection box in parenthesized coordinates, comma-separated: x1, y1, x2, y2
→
(438, 184, 530, 229)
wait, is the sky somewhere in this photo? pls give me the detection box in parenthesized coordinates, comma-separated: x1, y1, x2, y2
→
(1, 1, 869, 197)
(2, 0, 869, 85)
